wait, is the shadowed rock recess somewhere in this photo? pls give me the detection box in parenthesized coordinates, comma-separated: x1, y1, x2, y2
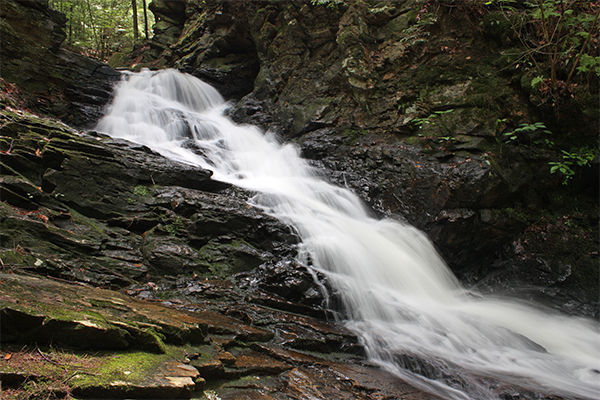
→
(0, 0, 598, 399)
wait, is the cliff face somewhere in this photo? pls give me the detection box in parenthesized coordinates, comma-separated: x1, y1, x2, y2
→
(1, 0, 597, 314)
(128, 0, 598, 314)
(0, 0, 120, 128)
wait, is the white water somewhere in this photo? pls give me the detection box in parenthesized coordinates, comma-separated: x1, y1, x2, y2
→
(96, 69, 600, 400)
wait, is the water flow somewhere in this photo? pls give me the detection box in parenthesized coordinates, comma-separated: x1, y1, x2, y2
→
(97, 69, 600, 400)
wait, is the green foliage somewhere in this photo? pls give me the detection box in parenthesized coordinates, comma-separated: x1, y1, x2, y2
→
(411, 109, 454, 128)
(504, 121, 551, 142)
(531, 75, 544, 89)
(400, 2, 438, 44)
(549, 147, 597, 185)
(492, 0, 600, 98)
(577, 53, 600, 75)
(48, 0, 154, 61)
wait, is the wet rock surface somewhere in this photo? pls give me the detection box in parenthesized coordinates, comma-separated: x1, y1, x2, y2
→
(1, 0, 598, 398)
(0, 108, 441, 399)
(0, 109, 297, 288)
(2, 0, 597, 315)
(0, 271, 438, 400)
(0, 0, 121, 128)
(125, 0, 598, 316)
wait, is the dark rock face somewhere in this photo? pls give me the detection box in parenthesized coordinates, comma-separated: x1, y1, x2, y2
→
(149, 0, 187, 46)
(0, 110, 297, 289)
(132, 0, 260, 101)
(130, 0, 598, 315)
(0, 0, 121, 128)
(1, 0, 597, 317)
(0, 111, 437, 399)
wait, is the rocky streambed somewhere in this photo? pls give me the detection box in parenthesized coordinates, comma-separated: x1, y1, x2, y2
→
(0, 106, 442, 399)
(2, 272, 435, 399)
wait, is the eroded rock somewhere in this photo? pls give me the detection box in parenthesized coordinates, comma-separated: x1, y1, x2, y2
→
(0, 0, 121, 128)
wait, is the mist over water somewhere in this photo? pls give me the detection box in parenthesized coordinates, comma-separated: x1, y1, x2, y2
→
(96, 69, 600, 400)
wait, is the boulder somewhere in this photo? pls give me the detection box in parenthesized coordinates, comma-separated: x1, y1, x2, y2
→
(0, 110, 296, 289)
(0, 0, 120, 128)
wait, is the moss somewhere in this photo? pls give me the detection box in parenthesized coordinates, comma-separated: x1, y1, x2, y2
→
(107, 52, 125, 68)
(158, 215, 186, 236)
(503, 206, 530, 224)
(133, 185, 150, 196)
(0, 249, 39, 268)
(196, 239, 266, 279)
(71, 345, 191, 388)
(343, 128, 368, 143)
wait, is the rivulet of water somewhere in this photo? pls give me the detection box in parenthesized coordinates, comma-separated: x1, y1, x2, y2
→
(96, 69, 600, 400)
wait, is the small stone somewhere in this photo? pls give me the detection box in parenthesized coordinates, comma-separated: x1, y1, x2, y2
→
(165, 376, 195, 388)
(218, 351, 236, 366)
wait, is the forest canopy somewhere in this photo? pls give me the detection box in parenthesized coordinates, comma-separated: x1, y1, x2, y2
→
(48, 0, 154, 61)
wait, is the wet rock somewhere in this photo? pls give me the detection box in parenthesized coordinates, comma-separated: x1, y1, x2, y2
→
(192, 309, 274, 343)
(0, 1, 121, 128)
(0, 269, 437, 400)
(234, 259, 346, 319)
(0, 273, 207, 352)
(74, 377, 196, 400)
(226, 348, 292, 377)
(129, 0, 598, 310)
(0, 111, 297, 288)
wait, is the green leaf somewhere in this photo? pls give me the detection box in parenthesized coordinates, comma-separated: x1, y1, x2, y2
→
(531, 76, 544, 89)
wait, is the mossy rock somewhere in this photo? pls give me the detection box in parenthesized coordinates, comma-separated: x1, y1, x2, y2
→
(196, 238, 269, 278)
(0, 273, 210, 352)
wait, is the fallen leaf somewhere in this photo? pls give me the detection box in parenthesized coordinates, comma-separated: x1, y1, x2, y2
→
(4, 354, 12, 360)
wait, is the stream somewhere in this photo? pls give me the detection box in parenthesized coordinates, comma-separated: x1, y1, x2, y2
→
(96, 69, 599, 400)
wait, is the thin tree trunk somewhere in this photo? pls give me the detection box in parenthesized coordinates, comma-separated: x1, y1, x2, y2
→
(132, 0, 139, 40)
(142, 0, 149, 39)
(86, 0, 99, 56)
(69, 2, 74, 44)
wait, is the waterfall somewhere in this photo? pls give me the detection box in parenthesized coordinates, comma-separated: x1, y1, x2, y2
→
(96, 69, 599, 400)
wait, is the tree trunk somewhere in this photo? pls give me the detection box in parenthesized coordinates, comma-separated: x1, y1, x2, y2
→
(132, 0, 139, 40)
(68, 2, 73, 44)
(142, 0, 148, 39)
(86, 0, 99, 56)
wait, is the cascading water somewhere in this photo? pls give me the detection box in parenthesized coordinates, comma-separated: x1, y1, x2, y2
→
(96, 69, 599, 400)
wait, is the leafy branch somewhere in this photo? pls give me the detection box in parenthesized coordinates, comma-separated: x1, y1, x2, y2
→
(503, 121, 551, 143)
(549, 147, 596, 184)
(494, 0, 599, 101)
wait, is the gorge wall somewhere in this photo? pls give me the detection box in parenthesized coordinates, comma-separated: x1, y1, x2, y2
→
(0, 0, 120, 128)
(1, 1, 598, 398)
(130, 0, 599, 315)
(1, 0, 598, 315)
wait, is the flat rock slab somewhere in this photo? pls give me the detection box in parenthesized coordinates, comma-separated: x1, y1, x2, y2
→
(212, 362, 441, 400)
(0, 275, 440, 400)
(0, 273, 207, 351)
(0, 344, 202, 399)
(72, 375, 197, 399)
